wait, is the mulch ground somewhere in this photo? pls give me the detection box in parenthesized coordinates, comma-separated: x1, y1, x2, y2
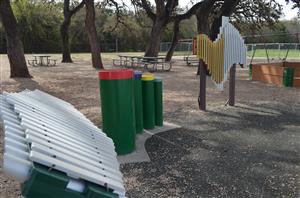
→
(122, 102, 300, 197)
(0, 55, 299, 198)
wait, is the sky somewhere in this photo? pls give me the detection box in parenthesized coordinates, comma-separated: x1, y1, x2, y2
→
(123, 0, 299, 20)
(278, 0, 299, 19)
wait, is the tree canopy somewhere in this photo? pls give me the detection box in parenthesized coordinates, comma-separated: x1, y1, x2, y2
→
(0, 0, 298, 55)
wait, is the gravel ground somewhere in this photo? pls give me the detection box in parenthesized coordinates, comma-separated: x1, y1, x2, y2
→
(0, 55, 299, 198)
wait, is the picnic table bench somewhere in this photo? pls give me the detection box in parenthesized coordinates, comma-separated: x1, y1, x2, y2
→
(113, 55, 173, 72)
(28, 55, 57, 67)
(139, 57, 173, 72)
(183, 55, 198, 66)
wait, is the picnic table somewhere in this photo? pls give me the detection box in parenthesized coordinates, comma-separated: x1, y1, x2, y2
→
(28, 55, 57, 67)
(113, 55, 172, 72)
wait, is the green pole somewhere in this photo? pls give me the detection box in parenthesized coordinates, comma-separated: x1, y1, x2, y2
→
(134, 71, 144, 133)
(154, 77, 163, 126)
(141, 74, 155, 129)
(99, 69, 136, 155)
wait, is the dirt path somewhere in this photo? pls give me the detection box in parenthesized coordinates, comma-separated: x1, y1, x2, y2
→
(0, 55, 299, 197)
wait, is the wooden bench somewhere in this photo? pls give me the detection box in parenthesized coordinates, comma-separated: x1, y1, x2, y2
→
(183, 56, 198, 66)
(139, 57, 173, 72)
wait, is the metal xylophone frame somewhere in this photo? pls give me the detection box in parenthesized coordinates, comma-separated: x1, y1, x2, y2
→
(195, 16, 247, 111)
(0, 90, 126, 198)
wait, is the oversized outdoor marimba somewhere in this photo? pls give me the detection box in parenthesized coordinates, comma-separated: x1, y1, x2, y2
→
(195, 16, 247, 90)
(0, 90, 125, 198)
(194, 16, 247, 110)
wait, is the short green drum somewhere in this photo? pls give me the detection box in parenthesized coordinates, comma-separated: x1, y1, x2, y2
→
(154, 77, 163, 126)
(141, 73, 155, 129)
(99, 69, 136, 155)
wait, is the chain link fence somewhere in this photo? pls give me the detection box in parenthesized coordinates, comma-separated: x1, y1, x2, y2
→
(160, 41, 300, 60)
(246, 43, 300, 60)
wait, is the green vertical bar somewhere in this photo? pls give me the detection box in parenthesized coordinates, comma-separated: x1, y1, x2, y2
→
(142, 79, 155, 129)
(154, 77, 163, 126)
(100, 78, 136, 155)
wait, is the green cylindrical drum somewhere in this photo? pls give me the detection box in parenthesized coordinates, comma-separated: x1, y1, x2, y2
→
(99, 69, 135, 155)
(141, 73, 155, 129)
(283, 67, 294, 87)
(134, 71, 144, 133)
(154, 77, 163, 126)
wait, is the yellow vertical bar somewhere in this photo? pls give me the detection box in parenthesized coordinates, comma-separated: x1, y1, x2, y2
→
(210, 38, 213, 76)
(200, 35, 203, 59)
(196, 35, 199, 58)
(203, 36, 206, 64)
(211, 42, 216, 80)
(205, 36, 207, 64)
(209, 41, 212, 71)
(214, 39, 218, 82)
(206, 36, 208, 66)
(201, 34, 204, 60)
(221, 37, 224, 83)
(197, 35, 200, 58)
(220, 37, 223, 83)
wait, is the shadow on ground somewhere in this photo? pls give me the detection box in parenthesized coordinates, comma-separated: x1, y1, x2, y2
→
(121, 102, 300, 198)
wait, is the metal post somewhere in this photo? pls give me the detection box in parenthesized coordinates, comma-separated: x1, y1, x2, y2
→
(198, 60, 206, 111)
(228, 64, 236, 106)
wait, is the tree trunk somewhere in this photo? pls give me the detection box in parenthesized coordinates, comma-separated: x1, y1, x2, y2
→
(85, 0, 103, 69)
(61, 14, 73, 63)
(0, 0, 31, 78)
(144, 19, 166, 57)
(165, 20, 180, 61)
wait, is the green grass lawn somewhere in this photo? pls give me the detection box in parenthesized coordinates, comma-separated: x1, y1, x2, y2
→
(15, 49, 299, 61)
(247, 49, 300, 59)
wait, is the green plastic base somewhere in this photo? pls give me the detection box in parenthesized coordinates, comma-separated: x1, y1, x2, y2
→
(142, 80, 155, 129)
(22, 163, 118, 198)
(154, 80, 163, 126)
(100, 79, 136, 155)
(283, 67, 294, 87)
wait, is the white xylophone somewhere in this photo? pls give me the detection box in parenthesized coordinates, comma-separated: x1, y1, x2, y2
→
(0, 89, 125, 197)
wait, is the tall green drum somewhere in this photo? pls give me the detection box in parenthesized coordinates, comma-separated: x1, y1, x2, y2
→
(99, 69, 135, 155)
(141, 73, 155, 129)
(134, 71, 144, 133)
(154, 77, 163, 126)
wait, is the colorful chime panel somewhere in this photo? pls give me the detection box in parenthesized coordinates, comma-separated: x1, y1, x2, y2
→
(195, 17, 247, 89)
